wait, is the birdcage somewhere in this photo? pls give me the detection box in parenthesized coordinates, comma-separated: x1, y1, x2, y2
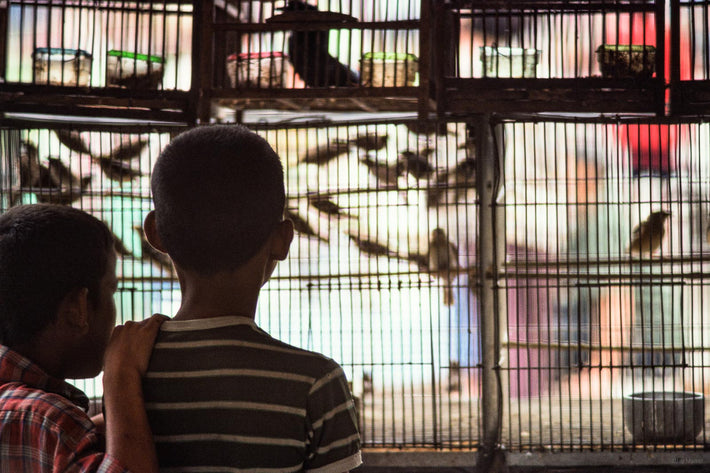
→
(432, 0, 666, 115)
(3, 111, 710, 468)
(671, 0, 710, 114)
(2, 0, 193, 120)
(205, 0, 425, 118)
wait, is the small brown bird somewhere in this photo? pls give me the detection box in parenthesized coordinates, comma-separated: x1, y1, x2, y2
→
(627, 210, 671, 256)
(448, 360, 461, 393)
(285, 208, 329, 242)
(360, 155, 404, 187)
(451, 156, 477, 202)
(399, 149, 435, 180)
(55, 129, 92, 155)
(350, 134, 388, 151)
(300, 140, 352, 165)
(19, 141, 50, 188)
(38, 157, 91, 205)
(109, 228, 133, 257)
(428, 228, 459, 306)
(98, 138, 149, 162)
(308, 195, 357, 219)
(405, 120, 450, 136)
(93, 157, 143, 183)
(134, 225, 175, 275)
(346, 232, 397, 259)
(47, 157, 91, 190)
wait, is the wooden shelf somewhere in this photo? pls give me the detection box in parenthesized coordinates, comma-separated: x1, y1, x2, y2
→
(0, 84, 193, 123)
(437, 78, 665, 115)
(211, 87, 422, 113)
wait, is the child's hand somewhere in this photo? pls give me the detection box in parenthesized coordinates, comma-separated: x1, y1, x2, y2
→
(103, 314, 169, 384)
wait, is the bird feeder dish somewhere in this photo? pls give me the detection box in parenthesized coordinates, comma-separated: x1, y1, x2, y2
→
(32, 48, 92, 87)
(623, 391, 704, 444)
(480, 46, 540, 78)
(596, 44, 656, 79)
(360, 52, 418, 87)
(106, 50, 165, 89)
(227, 52, 285, 88)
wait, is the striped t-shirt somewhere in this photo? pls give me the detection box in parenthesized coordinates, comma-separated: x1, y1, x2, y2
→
(143, 316, 362, 473)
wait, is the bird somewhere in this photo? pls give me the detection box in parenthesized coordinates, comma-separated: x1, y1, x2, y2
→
(274, 0, 359, 87)
(426, 157, 476, 207)
(47, 157, 91, 191)
(300, 140, 352, 165)
(134, 225, 175, 275)
(362, 371, 373, 395)
(55, 129, 92, 155)
(93, 157, 144, 183)
(627, 210, 671, 256)
(428, 227, 459, 306)
(285, 208, 329, 242)
(360, 155, 404, 187)
(399, 149, 435, 180)
(349, 134, 388, 151)
(108, 228, 133, 257)
(98, 138, 149, 162)
(19, 140, 50, 188)
(346, 232, 397, 259)
(38, 157, 91, 205)
(308, 194, 357, 219)
(448, 360, 461, 393)
(404, 120, 451, 136)
(451, 156, 477, 202)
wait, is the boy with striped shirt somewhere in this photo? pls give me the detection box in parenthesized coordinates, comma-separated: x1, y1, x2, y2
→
(141, 125, 362, 472)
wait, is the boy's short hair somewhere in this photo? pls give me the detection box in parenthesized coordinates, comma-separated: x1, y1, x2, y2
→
(0, 204, 114, 348)
(151, 124, 286, 275)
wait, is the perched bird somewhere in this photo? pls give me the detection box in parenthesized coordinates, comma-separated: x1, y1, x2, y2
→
(19, 141, 50, 188)
(39, 157, 91, 205)
(308, 194, 357, 219)
(47, 157, 91, 191)
(448, 360, 461, 393)
(350, 134, 388, 152)
(360, 155, 404, 187)
(109, 228, 133, 257)
(98, 138, 149, 162)
(300, 140, 352, 165)
(134, 225, 175, 275)
(55, 129, 92, 155)
(428, 227, 459, 306)
(399, 149, 435, 180)
(93, 157, 143, 183)
(285, 208, 329, 242)
(451, 156, 477, 202)
(274, 0, 359, 87)
(362, 371, 373, 395)
(405, 120, 450, 136)
(346, 232, 397, 259)
(426, 157, 476, 207)
(627, 210, 671, 256)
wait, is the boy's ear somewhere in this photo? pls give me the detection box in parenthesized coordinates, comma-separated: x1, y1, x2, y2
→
(57, 287, 90, 335)
(143, 210, 167, 253)
(271, 219, 294, 261)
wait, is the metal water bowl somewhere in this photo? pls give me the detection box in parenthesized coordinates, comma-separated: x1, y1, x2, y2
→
(624, 391, 704, 444)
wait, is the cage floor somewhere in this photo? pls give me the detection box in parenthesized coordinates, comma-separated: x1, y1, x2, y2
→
(359, 381, 710, 450)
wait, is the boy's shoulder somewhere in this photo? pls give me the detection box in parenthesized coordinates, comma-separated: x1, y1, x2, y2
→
(155, 316, 345, 376)
(0, 381, 94, 437)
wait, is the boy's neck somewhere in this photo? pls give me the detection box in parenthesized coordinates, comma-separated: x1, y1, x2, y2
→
(172, 267, 261, 321)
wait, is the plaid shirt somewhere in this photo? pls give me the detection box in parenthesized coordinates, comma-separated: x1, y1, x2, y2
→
(0, 345, 128, 473)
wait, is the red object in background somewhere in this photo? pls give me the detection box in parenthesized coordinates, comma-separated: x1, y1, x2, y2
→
(613, 13, 688, 175)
